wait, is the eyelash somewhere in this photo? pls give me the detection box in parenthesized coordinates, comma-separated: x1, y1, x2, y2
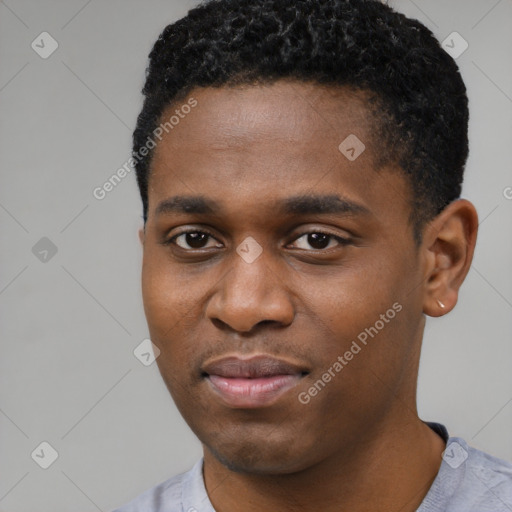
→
(163, 228, 351, 252)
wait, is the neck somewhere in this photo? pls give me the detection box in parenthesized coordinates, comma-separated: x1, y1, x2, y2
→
(203, 417, 446, 512)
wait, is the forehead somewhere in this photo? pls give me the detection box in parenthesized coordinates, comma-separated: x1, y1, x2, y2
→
(147, 80, 411, 228)
(155, 81, 375, 158)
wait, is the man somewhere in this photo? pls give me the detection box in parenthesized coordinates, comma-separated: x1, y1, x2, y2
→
(114, 0, 512, 510)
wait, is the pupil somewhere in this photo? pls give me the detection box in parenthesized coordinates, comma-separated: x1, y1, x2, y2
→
(308, 233, 329, 249)
(187, 232, 208, 248)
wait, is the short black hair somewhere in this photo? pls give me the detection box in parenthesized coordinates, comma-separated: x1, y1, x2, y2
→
(133, 0, 469, 243)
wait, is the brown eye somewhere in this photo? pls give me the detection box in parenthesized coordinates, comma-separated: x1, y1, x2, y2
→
(171, 231, 222, 250)
(306, 233, 330, 249)
(289, 231, 350, 251)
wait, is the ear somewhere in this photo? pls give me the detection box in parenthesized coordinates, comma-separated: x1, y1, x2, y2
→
(138, 226, 145, 246)
(420, 199, 478, 317)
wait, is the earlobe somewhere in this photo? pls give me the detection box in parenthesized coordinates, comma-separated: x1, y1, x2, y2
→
(138, 226, 145, 246)
(421, 199, 478, 317)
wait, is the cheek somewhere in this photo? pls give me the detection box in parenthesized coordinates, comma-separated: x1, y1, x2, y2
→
(304, 265, 401, 343)
(141, 252, 211, 374)
(141, 251, 193, 325)
(296, 322, 411, 439)
(303, 272, 412, 397)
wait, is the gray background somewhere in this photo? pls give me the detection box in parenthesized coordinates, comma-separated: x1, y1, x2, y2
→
(0, 0, 511, 510)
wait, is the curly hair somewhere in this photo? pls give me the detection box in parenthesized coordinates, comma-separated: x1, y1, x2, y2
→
(133, 0, 468, 243)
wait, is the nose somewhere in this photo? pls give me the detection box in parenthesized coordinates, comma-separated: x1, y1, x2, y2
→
(205, 248, 295, 334)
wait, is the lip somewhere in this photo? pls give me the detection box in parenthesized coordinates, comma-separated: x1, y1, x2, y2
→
(202, 355, 308, 408)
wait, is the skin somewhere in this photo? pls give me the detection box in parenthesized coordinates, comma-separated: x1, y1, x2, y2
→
(139, 80, 478, 512)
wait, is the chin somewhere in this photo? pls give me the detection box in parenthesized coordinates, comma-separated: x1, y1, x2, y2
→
(210, 446, 301, 475)
(203, 428, 319, 475)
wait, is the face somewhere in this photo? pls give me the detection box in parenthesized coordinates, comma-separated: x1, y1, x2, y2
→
(140, 80, 429, 474)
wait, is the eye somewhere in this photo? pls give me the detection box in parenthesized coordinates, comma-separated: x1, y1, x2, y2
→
(289, 231, 350, 251)
(169, 230, 222, 250)
(164, 228, 350, 252)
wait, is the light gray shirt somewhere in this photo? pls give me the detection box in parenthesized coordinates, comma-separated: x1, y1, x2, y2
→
(112, 436, 512, 511)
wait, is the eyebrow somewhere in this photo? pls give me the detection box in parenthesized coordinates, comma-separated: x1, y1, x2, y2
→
(154, 194, 371, 218)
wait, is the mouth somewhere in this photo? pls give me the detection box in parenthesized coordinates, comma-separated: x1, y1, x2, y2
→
(201, 354, 309, 408)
